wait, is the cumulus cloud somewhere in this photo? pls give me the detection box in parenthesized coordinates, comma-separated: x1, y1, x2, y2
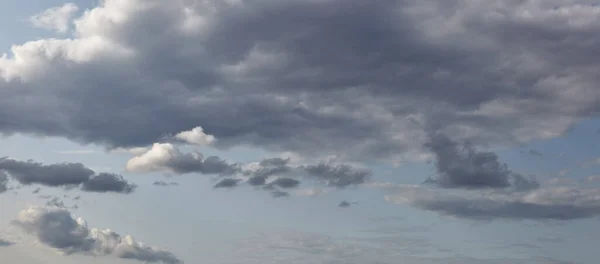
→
(385, 185, 600, 221)
(1, 0, 599, 164)
(125, 143, 239, 175)
(29, 3, 78, 34)
(13, 207, 181, 263)
(174, 126, 215, 145)
(81, 173, 137, 194)
(425, 133, 539, 191)
(0, 157, 135, 193)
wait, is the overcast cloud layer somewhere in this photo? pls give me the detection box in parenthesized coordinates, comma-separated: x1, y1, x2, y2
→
(1, 0, 600, 163)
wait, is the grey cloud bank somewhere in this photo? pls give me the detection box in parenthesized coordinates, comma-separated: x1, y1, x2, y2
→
(1, 0, 599, 164)
(385, 185, 600, 221)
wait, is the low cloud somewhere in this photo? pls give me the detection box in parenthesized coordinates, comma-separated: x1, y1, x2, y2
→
(271, 191, 290, 198)
(81, 173, 137, 194)
(425, 134, 539, 191)
(13, 207, 181, 263)
(0, 157, 135, 194)
(268, 178, 300, 189)
(385, 185, 600, 221)
(243, 157, 370, 188)
(0, 157, 94, 187)
(214, 178, 241, 188)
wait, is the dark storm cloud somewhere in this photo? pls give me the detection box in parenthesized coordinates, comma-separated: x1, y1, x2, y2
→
(214, 178, 241, 189)
(425, 133, 539, 191)
(81, 173, 137, 194)
(2, 0, 600, 163)
(13, 207, 181, 263)
(385, 185, 600, 221)
(0, 158, 136, 194)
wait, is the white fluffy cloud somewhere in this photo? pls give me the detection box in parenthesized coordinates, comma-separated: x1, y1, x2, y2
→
(174, 126, 215, 145)
(29, 3, 79, 33)
(125, 143, 238, 175)
(13, 207, 181, 263)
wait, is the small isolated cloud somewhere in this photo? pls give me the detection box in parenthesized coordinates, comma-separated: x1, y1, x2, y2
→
(385, 185, 600, 221)
(126, 143, 238, 175)
(338, 201, 351, 208)
(174, 126, 215, 146)
(0, 157, 135, 194)
(425, 133, 539, 191)
(29, 3, 78, 34)
(81, 173, 137, 194)
(271, 191, 289, 198)
(528, 149, 543, 157)
(13, 207, 181, 264)
(214, 178, 241, 188)
(293, 188, 328, 197)
(153, 181, 179, 186)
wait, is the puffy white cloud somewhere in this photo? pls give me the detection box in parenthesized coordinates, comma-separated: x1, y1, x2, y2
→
(29, 3, 79, 34)
(13, 207, 181, 263)
(125, 143, 239, 175)
(174, 126, 215, 146)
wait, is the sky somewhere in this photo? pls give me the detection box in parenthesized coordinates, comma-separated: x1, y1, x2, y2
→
(1, 0, 600, 263)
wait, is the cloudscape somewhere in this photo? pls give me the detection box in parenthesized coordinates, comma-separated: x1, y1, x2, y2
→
(1, 0, 600, 263)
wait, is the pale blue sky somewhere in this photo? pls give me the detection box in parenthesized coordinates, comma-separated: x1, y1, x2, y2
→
(1, 1, 600, 264)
